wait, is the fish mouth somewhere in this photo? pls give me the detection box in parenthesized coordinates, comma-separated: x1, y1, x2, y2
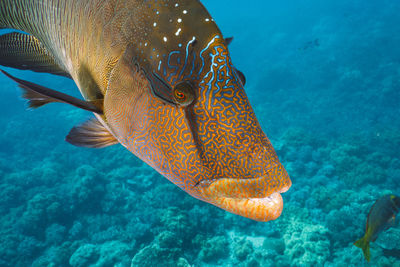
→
(196, 164, 291, 222)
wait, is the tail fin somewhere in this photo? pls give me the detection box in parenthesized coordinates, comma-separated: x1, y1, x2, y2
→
(354, 237, 371, 262)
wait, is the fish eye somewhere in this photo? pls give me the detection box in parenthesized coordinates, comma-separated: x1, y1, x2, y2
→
(175, 91, 185, 100)
(173, 81, 194, 106)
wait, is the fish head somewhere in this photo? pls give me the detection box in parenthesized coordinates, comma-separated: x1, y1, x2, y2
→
(103, 2, 291, 221)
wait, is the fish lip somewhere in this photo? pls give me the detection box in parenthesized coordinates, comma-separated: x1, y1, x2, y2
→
(193, 164, 291, 221)
(196, 163, 291, 199)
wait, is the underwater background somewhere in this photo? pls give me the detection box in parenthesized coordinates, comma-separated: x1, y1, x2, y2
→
(0, 0, 400, 266)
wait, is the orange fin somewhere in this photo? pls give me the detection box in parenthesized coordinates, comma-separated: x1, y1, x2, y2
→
(66, 118, 118, 148)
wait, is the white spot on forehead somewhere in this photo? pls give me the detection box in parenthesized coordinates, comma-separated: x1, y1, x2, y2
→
(153, 22, 157, 27)
(175, 28, 182, 36)
(163, 36, 168, 42)
(177, 18, 182, 23)
(183, 10, 188, 14)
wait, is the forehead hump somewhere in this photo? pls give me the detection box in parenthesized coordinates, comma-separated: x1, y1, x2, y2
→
(136, 1, 222, 67)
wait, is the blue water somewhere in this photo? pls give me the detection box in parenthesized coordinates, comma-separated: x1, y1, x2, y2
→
(1, 0, 400, 266)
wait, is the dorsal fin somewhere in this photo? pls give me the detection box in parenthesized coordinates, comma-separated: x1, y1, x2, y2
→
(0, 69, 103, 114)
(66, 118, 119, 148)
(19, 82, 62, 108)
(0, 32, 71, 78)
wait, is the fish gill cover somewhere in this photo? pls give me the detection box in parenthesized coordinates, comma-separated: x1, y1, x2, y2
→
(0, 0, 399, 266)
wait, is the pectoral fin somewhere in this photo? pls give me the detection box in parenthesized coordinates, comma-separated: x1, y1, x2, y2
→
(0, 32, 71, 78)
(0, 69, 103, 114)
(387, 215, 396, 228)
(66, 118, 119, 148)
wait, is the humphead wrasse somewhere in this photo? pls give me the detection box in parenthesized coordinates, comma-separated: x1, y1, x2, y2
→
(0, 0, 291, 221)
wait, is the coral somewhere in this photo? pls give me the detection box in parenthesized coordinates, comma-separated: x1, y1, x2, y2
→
(312, 187, 355, 211)
(68, 221, 84, 240)
(131, 243, 181, 267)
(176, 257, 191, 267)
(91, 225, 125, 244)
(69, 244, 99, 267)
(158, 207, 193, 241)
(19, 193, 63, 236)
(328, 143, 388, 186)
(279, 128, 316, 151)
(233, 237, 254, 261)
(157, 231, 182, 249)
(32, 241, 80, 267)
(125, 220, 152, 244)
(17, 236, 44, 260)
(187, 204, 223, 235)
(196, 235, 230, 263)
(376, 228, 400, 250)
(262, 237, 286, 255)
(96, 241, 132, 266)
(129, 221, 185, 267)
(247, 249, 284, 267)
(326, 209, 359, 247)
(112, 164, 155, 192)
(246, 257, 261, 267)
(283, 223, 331, 266)
(0, 233, 20, 266)
(0, 184, 23, 212)
(326, 197, 374, 247)
(316, 163, 336, 178)
(326, 246, 368, 266)
(45, 224, 66, 245)
(70, 165, 106, 211)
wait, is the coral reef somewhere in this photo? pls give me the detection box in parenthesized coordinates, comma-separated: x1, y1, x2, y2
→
(283, 223, 331, 266)
(1, 0, 400, 266)
(196, 235, 230, 263)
